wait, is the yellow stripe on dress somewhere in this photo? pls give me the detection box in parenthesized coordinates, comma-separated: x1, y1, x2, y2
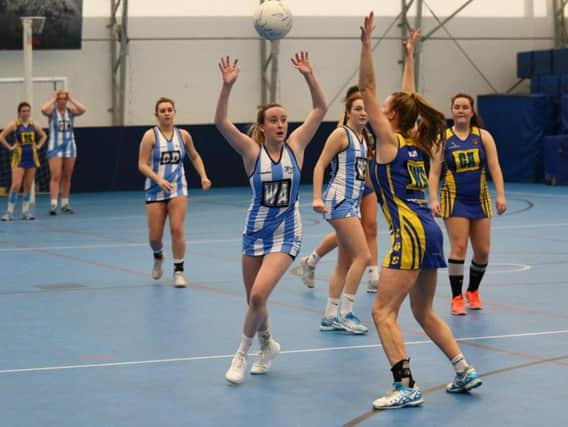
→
(32, 147, 40, 168)
(480, 169, 493, 217)
(11, 147, 22, 169)
(441, 170, 456, 218)
(381, 197, 426, 270)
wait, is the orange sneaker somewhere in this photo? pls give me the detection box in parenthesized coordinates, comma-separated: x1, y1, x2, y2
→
(466, 290, 483, 310)
(451, 295, 467, 315)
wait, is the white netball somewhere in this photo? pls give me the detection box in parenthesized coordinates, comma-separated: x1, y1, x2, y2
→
(253, 0, 293, 41)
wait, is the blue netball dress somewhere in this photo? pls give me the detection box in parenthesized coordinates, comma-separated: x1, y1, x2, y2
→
(440, 127, 492, 218)
(323, 126, 368, 220)
(243, 143, 302, 257)
(144, 126, 188, 202)
(47, 108, 76, 158)
(370, 133, 446, 270)
(11, 120, 39, 169)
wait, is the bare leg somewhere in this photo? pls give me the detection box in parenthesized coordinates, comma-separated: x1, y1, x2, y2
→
(48, 157, 62, 206)
(167, 196, 188, 260)
(371, 268, 418, 365)
(60, 157, 76, 200)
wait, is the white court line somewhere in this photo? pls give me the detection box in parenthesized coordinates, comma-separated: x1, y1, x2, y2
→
(2, 222, 568, 253)
(438, 263, 531, 273)
(1, 329, 567, 375)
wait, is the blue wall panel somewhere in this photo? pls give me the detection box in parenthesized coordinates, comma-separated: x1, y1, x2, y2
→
(543, 135, 568, 185)
(69, 121, 336, 193)
(478, 95, 555, 182)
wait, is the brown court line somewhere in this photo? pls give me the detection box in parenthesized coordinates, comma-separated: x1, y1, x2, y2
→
(0, 238, 332, 316)
(343, 353, 568, 427)
(3, 239, 568, 323)
(289, 266, 568, 321)
(460, 341, 568, 367)
(44, 226, 143, 244)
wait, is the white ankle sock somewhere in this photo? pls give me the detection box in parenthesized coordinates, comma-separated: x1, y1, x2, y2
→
(451, 353, 469, 373)
(237, 334, 253, 355)
(306, 251, 320, 267)
(325, 297, 340, 318)
(340, 293, 356, 317)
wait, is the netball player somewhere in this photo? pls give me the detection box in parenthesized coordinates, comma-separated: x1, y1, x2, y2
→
(359, 12, 481, 409)
(0, 102, 47, 221)
(300, 87, 380, 293)
(215, 52, 327, 384)
(41, 90, 86, 215)
(312, 90, 371, 334)
(138, 97, 212, 287)
(429, 94, 507, 315)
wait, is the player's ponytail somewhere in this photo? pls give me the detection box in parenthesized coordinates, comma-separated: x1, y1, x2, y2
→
(414, 93, 446, 155)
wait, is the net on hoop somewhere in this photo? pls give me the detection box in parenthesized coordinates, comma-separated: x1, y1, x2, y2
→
(21, 16, 46, 48)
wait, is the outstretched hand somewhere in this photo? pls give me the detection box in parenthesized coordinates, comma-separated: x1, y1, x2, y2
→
(290, 51, 313, 76)
(218, 56, 240, 86)
(360, 11, 376, 44)
(403, 27, 421, 57)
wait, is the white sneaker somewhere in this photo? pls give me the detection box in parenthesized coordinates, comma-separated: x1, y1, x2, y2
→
(225, 352, 247, 384)
(299, 256, 315, 288)
(21, 210, 36, 221)
(173, 271, 187, 288)
(372, 382, 424, 409)
(250, 338, 281, 375)
(152, 257, 163, 280)
(1, 212, 13, 221)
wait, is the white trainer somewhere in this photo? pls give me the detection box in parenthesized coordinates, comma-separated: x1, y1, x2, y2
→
(250, 338, 281, 375)
(151, 257, 163, 280)
(225, 352, 247, 384)
(299, 256, 315, 288)
(173, 271, 187, 288)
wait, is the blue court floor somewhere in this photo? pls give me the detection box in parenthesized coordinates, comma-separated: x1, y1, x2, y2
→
(0, 183, 567, 426)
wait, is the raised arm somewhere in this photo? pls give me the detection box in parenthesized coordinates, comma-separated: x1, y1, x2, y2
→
(0, 122, 16, 151)
(428, 143, 444, 217)
(138, 130, 174, 194)
(481, 129, 507, 215)
(32, 122, 47, 150)
(287, 51, 328, 156)
(41, 92, 57, 117)
(214, 56, 259, 172)
(401, 28, 420, 94)
(67, 93, 87, 116)
(181, 130, 212, 190)
(358, 12, 398, 163)
(312, 128, 347, 214)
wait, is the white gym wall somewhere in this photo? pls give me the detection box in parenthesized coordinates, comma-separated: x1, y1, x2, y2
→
(0, 0, 554, 126)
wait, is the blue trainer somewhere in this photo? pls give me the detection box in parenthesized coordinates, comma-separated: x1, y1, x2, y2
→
(320, 316, 340, 331)
(373, 382, 424, 409)
(333, 312, 368, 334)
(446, 367, 482, 393)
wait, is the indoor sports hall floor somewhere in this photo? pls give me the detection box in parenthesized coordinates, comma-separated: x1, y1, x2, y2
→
(1, 183, 567, 426)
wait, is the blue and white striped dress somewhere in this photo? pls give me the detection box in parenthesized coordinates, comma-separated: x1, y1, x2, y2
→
(144, 126, 188, 202)
(323, 126, 368, 219)
(47, 108, 76, 158)
(242, 143, 302, 257)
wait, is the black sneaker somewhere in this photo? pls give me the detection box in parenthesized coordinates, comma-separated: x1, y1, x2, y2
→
(61, 205, 75, 214)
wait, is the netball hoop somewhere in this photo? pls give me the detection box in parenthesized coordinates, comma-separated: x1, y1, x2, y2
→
(21, 16, 46, 205)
